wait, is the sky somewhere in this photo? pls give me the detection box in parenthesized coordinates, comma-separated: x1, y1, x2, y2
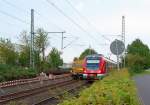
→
(0, 0, 150, 63)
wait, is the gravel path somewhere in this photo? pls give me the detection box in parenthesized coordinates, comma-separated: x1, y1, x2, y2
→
(134, 74, 150, 105)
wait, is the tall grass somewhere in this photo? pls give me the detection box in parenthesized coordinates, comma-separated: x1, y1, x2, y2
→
(60, 69, 140, 105)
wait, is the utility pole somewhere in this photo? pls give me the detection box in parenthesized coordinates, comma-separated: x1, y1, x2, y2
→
(122, 16, 125, 68)
(30, 9, 34, 68)
(115, 40, 120, 71)
(61, 32, 65, 51)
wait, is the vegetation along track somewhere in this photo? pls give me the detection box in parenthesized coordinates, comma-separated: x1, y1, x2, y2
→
(0, 74, 72, 105)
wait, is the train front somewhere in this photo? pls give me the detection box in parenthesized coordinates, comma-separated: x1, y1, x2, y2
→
(82, 55, 105, 80)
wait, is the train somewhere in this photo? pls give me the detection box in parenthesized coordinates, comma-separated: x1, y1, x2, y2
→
(72, 54, 117, 80)
(71, 59, 84, 79)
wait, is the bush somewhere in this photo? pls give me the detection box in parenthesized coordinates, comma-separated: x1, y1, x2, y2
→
(0, 64, 37, 82)
(127, 54, 146, 74)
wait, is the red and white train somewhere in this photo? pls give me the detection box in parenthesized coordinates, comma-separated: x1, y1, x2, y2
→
(82, 54, 117, 80)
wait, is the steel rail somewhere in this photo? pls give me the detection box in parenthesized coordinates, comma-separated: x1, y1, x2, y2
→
(0, 74, 71, 88)
(33, 81, 87, 105)
(0, 78, 74, 104)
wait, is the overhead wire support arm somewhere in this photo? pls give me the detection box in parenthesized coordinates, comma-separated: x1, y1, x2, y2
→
(0, 9, 30, 25)
(43, 31, 66, 51)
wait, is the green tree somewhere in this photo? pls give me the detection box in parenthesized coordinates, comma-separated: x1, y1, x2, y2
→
(127, 39, 150, 58)
(47, 48, 63, 69)
(127, 54, 146, 73)
(0, 38, 18, 65)
(19, 47, 30, 66)
(73, 57, 78, 61)
(79, 48, 97, 59)
(35, 28, 49, 62)
(18, 31, 30, 67)
(126, 39, 150, 72)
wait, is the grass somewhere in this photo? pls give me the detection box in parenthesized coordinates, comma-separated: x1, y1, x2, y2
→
(60, 69, 140, 105)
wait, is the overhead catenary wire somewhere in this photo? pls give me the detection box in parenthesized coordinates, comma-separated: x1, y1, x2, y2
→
(2, 0, 64, 31)
(63, 37, 79, 49)
(1, 0, 75, 50)
(45, 0, 100, 43)
(0, 9, 30, 25)
(1, 0, 30, 15)
(34, 10, 64, 31)
(65, 0, 111, 42)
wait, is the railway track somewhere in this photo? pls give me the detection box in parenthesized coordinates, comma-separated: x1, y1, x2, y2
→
(34, 81, 88, 105)
(0, 74, 71, 96)
(0, 74, 72, 104)
(0, 73, 71, 88)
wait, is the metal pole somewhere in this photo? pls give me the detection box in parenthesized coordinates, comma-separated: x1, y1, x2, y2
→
(31, 9, 34, 69)
(30, 10, 32, 68)
(61, 32, 63, 51)
(116, 40, 120, 71)
(122, 16, 125, 68)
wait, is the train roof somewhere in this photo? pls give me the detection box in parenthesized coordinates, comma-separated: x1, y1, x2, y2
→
(86, 54, 103, 58)
(86, 54, 117, 64)
(103, 57, 117, 64)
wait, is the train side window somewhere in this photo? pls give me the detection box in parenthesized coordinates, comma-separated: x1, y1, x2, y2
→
(106, 62, 108, 72)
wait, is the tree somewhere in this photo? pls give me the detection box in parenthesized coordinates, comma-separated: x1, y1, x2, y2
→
(73, 57, 78, 61)
(35, 28, 49, 62)
(0, 38, 18, 65)
(79, 48, 97, 59)
(47, 48, 63, 69)
(126, 39, 150, 71)
(18, 31, 30, 67)
(127, 39, 150, 58)
(127, 54, 146, 73)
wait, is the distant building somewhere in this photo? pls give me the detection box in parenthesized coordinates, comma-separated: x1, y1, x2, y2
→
(13, 43, 25, 52)
(59, 63, 72, 70)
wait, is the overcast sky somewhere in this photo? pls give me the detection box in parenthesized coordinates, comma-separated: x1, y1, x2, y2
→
(0, 0, 150, 62)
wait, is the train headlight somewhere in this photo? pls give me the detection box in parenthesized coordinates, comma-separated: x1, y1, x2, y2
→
(84, 70, 87, 73)
(98, 70, 101, 73)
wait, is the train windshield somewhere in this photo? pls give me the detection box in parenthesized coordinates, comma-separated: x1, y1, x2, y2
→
(86, 58, 100, 70)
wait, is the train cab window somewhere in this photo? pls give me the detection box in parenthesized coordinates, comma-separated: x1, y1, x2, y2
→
(86, 58, 100, 70)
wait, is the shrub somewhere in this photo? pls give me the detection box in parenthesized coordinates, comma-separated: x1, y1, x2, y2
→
(127, 54, 146, 74)
(0, 64, 37, 82)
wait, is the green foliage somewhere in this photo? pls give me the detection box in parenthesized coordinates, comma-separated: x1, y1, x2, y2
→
(0, 64, 37, 82)
(0, 38, 18, 65)
(0, 29, 64, 81)
(18, 31, 30, 67)
(79, 48, 97, 59)
(47, 48, 63, 69)
(19, 47, 30, 67)
(35, 28, 49, 61)
(73, 57, 78, 61)
(127, 54, 146, 73)
(60, 69, 139, 105)
(126, 39, 150, 72)
(127, 39, 150, 57)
